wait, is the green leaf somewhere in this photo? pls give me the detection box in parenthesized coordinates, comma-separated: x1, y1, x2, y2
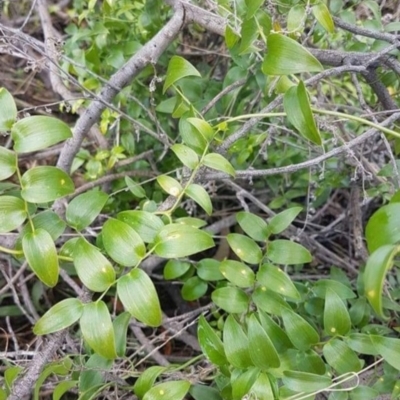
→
(197, 259, 225, 281)
(365, 203, 400, 253)
(163, 56, 201, 93)
(227, 233, 262, 264)
(236, 211, 269, 241)
(53, 381, 78, 400)
(282, 370, 331, 393)
(313, 279, 356, 299)
(203, 153, 236, 177)
(78, 354, 111, 395)
(22, 229, 59, 287)
(323, 338, 362, 374)
(249, 372, 275, 400)
(171, 143, 199, 169)
(231, 367, 259, 400)
(252, 287, 291, 316)
(248, 314, 280, 369)
(198, 315, 227, 366)
(143, 381, 191, 400)
(225, 25, 239, 49)
(258, 311, 293, 352)
(164, 260, 191, 280)
(223, 314, 253, 368)
(21, 166, 74, 203)
(211, 287, 249, 313)
(0, 196, 27, 233)
(102, 218, 145, 267)
(0, 87, 17, 131)
(219, 259, 255, 288)
(312, 3, 335, 33)
(262, 33, 323, 75)
(73, 238, 115, 292)
(80, 301, 117, 360)
(0, 147, 17, 181)
(154, 223, 214, 258)
(179, 116, 208, 155)
(25, 210, 66, 241)
(66, 190, 108, 231)
(257, 264, 300, 299)
(117, 268, 162, 327)
(282, 308, 319, 351)
(239, 17, 258, 54)
(246, 0, 264, 19)
(187, 118, 214, 141)
(113, 312, 131, 357)
(267, 239, 312, 264)
(157, 175, 182, 197)
(190, 385, 223, 400)
(185, 184, 213, 215)
(12, 116, 72, 153)
(134, 366, 167, 399)
(33, 298, 83, 335)
(344, 333, 379, 356)
(125, 176, 146, 199)
(324, 288, 351, 336)
(283, 82, 322, 145)
(268, 207, 302, 235)
(364, 244, 399, 319)
(370, 335, 400, 370)
(181, 276, 208, 301)
(287, 4, 306, 32)
(118, 210, 164, 243)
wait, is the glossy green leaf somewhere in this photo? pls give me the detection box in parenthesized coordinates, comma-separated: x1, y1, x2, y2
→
(268, 207, 302, 235)
(370, 335, 400, 370)
(125, 176, 147, 199)
(364, 244, 399, 319)
(12, 116, 72, 153)
(0, 196, 27, 233)
(223, 314, 253, 368)
(267, 239, 312, 265)
(179, 116, 208, 155)
(248, 314, 280, 369)
(282, 370, 331, 393)
(66, 190, 108, 231)
(157, 175, 182, 197)
(257, 264, 300, 299)
(23, 229, 59, 287)
(324, 288, 351, 336)
(313, 279, 356, 299)
(21, 166, 74, 203)
(113, 312, 131, 357)
(80, 301, 117, 360)
(197, 258, 224, 281)
(219, 259, 255, 288)
(171, 143, 199, 169)
(0, 87, 17, 131)
(203, 153, 236, 177)
(252, 287, 291, 316)
(246, 0, 264, 19)
(102, 218, 145, 267)
(262, 33, 323, 75)
(0, 147, 17, 181)
(154, 223, 214, 258)
(365, 203, 400, 253)
(198, 315, 227, 366)
(236, 211, 269, 241)
(312, 3, 335, 33)
(344, 333, 379, 355)
(187, 118, 214, 141)
(258, 311, 293, 352)
(323, 339, 362, 374)
(287, 4, 306, 32)
(175, 216, 207, 228)
(185, 184, 212, 215)
(117, 268, 162, 327)
(143, 380, 191, 400)
(73, 238, 115, 292)
(134, 366, 167, 399)
(231, 367, 259, 400)
(211, 287, 249, 313)
(284, 82, 322, 145)
(163, 55, 201, 93)
(117, 210, 164, 243)
(33, 298, 83, 335)
(226, 233, 262, 264)
(164, 260, 191, 280)
(239, 17, 258, 54)
(181, 276, 208, 301)
(282, 308, 319, 351)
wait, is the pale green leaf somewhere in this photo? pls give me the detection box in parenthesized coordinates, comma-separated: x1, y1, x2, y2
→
(171, 143, 199, 169)
(323, 338, 362, 374)
(134, 366, 167, 399)
(283, 370, 331, 393)
(287, 5, 306, 32)
(157, 175, 182, 197)
(268, 207, 302, 235)
(0, 147, 17, 181)
(143, 381, 191, 400)
(211, 287, 249, 313)
(187, 118, 214, 141)
(185, 184, 213, 215)
(179, 116, 208, 155)
(125, 176, 147, 199)
(0, 87, 17, 131)
(371, 335, 400, 371)
(236, 211, 269, 241)
(163, 56, 201, 93)
(219, 259, 255, 288)
(267, 239, 312, 264)
(0, 196, 27, 233)
(324, 288, 351, 336)
(312, 3, 335, 33)
(203, 153, 236, 177)
(227, 233, 262, 264)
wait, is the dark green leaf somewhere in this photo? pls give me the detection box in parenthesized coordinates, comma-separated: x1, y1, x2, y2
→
(258, 311, 293, 352)
(66, 190, 108, 231)
(324, 288, 351, 336)
(0, 87, 17, 131)
(203, 153, 236, 177)
(219, 259, 255, 288)
(117, 268, 162, 327)
(102, 218, 145, 267)
(0, 147, 17, 181)
(323, 338, 362, 374)
(282, 370, 331, 393)
(236, 211, 269, 241)
(163, 55, 201, 93)
(80, 301, 117, 359)
(164, 260, 191, 280)
(171, 143, 199, 169)
(12, 116, 72, 153)
(252, 287, 291, 316)
(268, 207, 302, 235)
(143, 381, 191, 400)
(33, 298, 83, 335)
(262, 34, 323, 75)
(212, 287, 249, 313)
(197, 259, 224, 281)
(21, 166, 74, 203)
(22, 229, 59, 287)
(267, 239, 312, 265)
(134, 366, 167, 399)
(0, 196, 27, 233)
(181, 276, 208, 301)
